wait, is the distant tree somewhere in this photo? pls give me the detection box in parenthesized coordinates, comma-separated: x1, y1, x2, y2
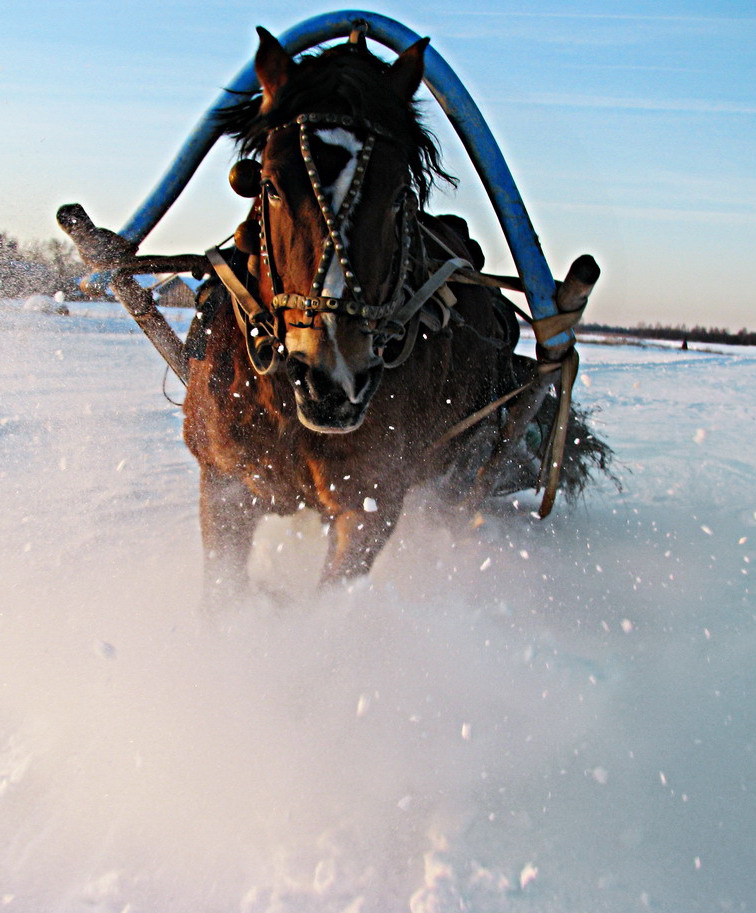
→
(36, 238, 84, 296)
(578, 320, 754, 346)
(0, 232, 20, 257)
(0, 231, 32, 297)
(0, 231, 84, 298)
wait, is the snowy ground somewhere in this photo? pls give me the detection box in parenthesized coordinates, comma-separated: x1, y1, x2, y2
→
(1, 298, 754, 912)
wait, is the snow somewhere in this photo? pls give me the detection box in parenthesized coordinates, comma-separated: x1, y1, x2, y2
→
(21, 294, 64, 315)
(0, 300, 754, 912)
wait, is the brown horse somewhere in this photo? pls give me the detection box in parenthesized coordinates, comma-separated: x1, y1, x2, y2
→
(182, 28, 590, 607)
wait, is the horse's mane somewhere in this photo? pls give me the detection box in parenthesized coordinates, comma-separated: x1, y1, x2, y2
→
(217, 41, 456, 207)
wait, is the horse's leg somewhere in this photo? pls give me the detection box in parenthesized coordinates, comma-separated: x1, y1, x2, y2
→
(199, 466, 260, 609)
(320, 502, 402, 587)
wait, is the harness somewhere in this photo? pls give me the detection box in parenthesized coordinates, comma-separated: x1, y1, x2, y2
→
(60, 17, 600, 521)
(205, 109, 588, 517)
(207, 111, 466, 373)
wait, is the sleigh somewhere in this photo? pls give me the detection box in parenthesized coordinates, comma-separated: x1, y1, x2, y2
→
(58, 11, 607, 600)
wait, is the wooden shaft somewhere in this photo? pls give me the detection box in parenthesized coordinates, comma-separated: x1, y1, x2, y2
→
(112, 253, 210, 278)
(556, 254, 600, 313)
(111, 271, 189, 385)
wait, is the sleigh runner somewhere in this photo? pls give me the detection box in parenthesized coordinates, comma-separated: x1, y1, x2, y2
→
(57, 12, 610, 604)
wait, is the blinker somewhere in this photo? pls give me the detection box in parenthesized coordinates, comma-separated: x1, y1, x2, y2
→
(229, 159, 262, 197)
(234, 219, 259, 254)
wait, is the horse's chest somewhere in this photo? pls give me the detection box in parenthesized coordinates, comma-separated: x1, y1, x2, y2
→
(236, 406, 415, 521)
(219, 404, 356, 515)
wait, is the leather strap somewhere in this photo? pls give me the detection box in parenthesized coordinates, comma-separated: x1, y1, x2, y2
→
(205, 247, 267, 322)
(391, 256, 470, 329)
(531, 307, 586, 347)
(429, 366, 557, 452)
(537, 347, 580, 517)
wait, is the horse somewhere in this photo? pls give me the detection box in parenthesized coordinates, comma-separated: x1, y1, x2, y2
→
(182, 27, 594, 607)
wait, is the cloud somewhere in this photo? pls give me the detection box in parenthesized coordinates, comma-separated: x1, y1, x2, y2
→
(446, 11, 755, 25)
(532, 200, 756, 225)
(431, 9, 754, 48)
(494, 93, 756, 116)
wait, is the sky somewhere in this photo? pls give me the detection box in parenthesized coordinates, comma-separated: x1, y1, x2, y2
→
(1, 0, 754, 330)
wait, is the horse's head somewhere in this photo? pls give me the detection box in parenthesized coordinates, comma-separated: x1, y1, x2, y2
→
(222, 28, 448, 433)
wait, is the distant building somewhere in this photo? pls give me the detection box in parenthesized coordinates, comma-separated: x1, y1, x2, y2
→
(152, 274, 201, 308)
(133, 273, 200, 309)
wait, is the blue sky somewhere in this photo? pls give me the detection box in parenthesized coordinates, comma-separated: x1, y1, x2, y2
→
(1, 0, 754, 330)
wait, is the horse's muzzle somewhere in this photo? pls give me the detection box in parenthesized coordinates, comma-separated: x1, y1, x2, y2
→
(286, 357, 383, 433)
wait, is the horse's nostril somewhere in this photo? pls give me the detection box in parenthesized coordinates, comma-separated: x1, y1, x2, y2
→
(308, 367, 336, 400)
(286, 355, 308, 388)
(287, 358, 336, 401)
(353, 371, 371, 399)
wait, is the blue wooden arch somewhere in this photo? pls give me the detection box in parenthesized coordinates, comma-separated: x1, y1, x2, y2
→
(118, 10, 570, 346)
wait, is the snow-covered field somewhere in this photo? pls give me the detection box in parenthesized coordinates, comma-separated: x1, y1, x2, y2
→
(1, 298, 754, 912)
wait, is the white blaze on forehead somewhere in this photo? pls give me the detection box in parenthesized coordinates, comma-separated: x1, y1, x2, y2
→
(315, 128, 362, 298)
(315, 128, 361, 211)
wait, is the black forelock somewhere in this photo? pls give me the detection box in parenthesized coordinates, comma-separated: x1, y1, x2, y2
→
(216, 41, 456, 208)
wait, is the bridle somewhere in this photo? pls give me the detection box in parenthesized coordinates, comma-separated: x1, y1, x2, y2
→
(209, 111, 422, 374)
(263, 113, 416, 326)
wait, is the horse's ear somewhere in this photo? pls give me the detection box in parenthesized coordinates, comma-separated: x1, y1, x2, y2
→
(388, 37, 430, 101)
(255, 26, 292, 111)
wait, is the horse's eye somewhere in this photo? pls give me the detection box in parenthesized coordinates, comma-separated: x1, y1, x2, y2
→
(263, 180, 281, 203)
(392, 187, 409, 213)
